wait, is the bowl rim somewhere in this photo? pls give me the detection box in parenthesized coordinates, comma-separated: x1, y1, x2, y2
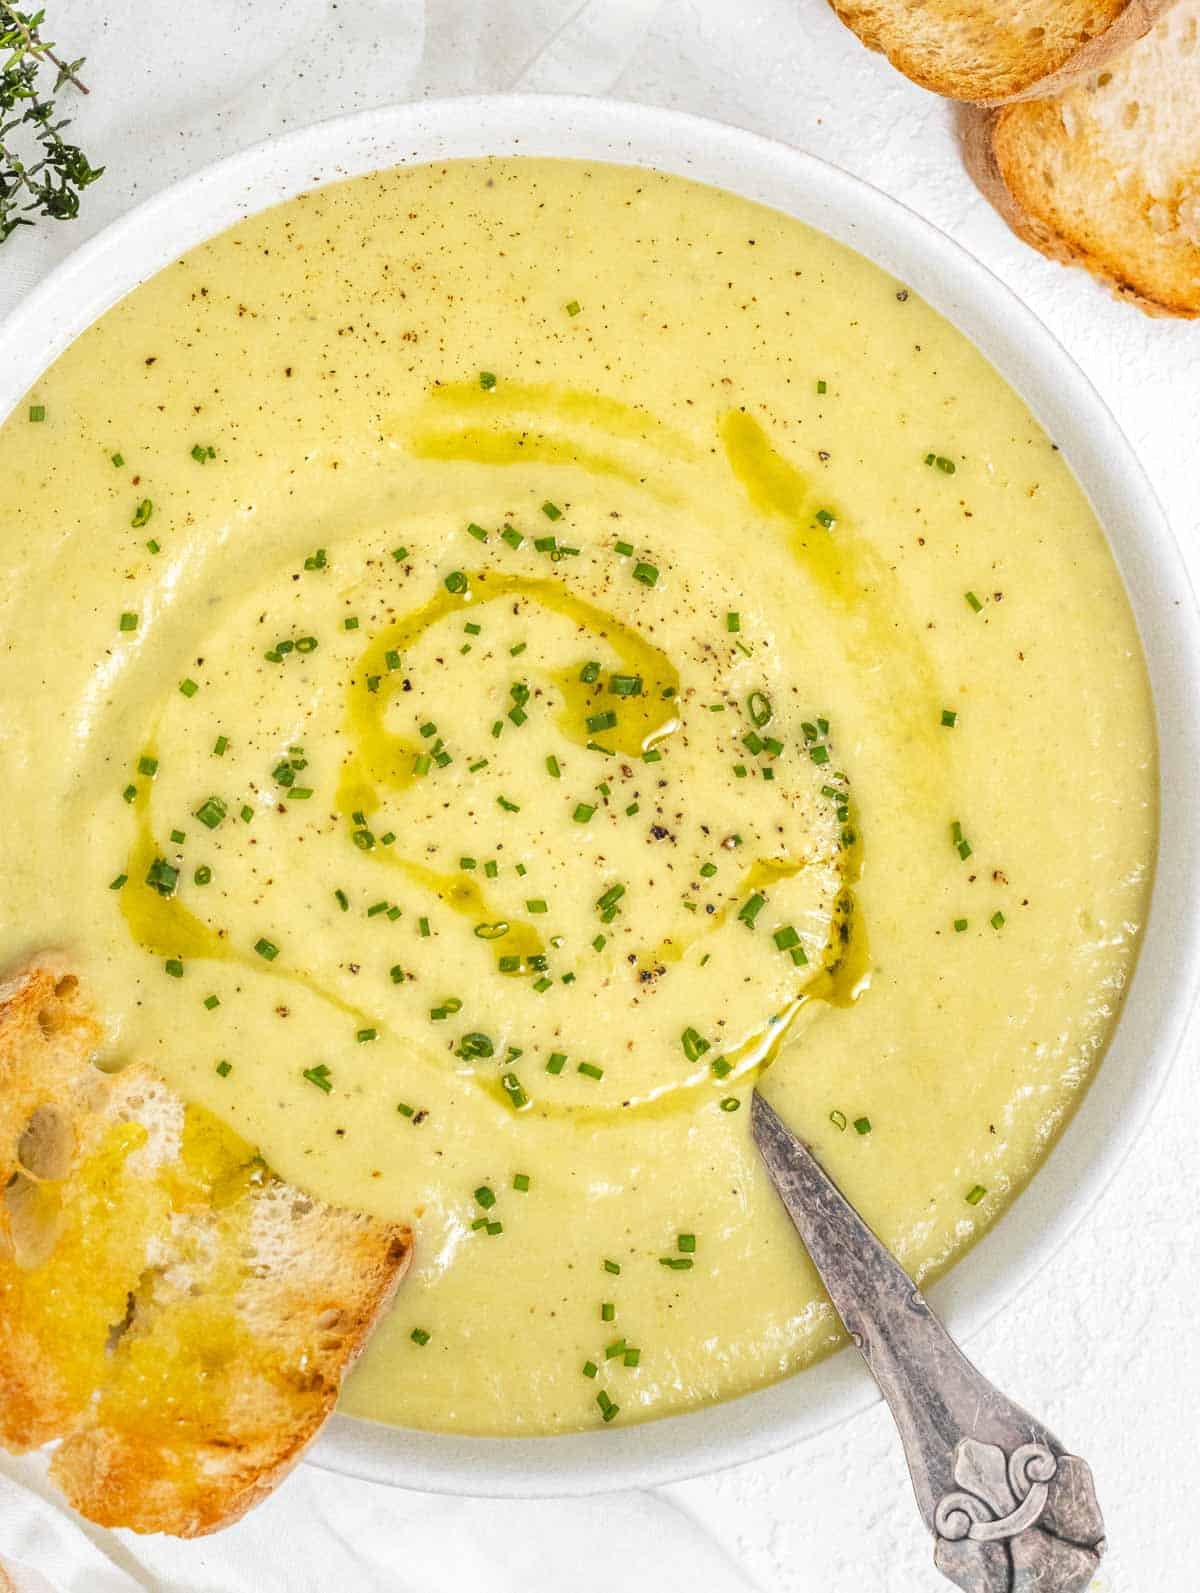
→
(2, 92, 1197, 1499)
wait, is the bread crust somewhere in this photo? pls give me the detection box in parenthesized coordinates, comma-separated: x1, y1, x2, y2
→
(963, 98, 1200, 317)
(0, 960, 412, 1536)
(828, 0, 1180, 103)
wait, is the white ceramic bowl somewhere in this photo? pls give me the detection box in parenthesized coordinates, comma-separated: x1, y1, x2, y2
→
(2, 96, 1198, 1499)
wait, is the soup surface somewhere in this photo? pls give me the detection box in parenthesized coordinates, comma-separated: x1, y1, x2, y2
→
(0, 158, 1155, 1435)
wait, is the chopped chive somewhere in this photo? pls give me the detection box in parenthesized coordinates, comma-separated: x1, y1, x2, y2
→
(457, 1032, 495, 1060)
(466, 521, 488, 543)
(215, 1059, 232, 1078)
(941, 708, 958, 728)
(541, 501, 562, 521)
(816, 379, 827, 395)
(302, 1064, 333, 1093)
(145, 539, 160, 554)
(991, 911, 1005, 929)
(500, 525, 524, 550)
(966, 1184, 987, 1206)
(659, 1257, 693, 1270)
(410, 1327, 431, 1345)
(137, 754, 158, 777)
(144, 857, 179, 897)
(254, 937, 279, 961)
(193, 865, 212, 886)
(203, 994, 220, 1011)
(954, 917, 968, 933)
(546, 1052, 567, 1075)
(444, 570, 468, 594)
(773, 926, 800, 950)
(586, 711, 617, 733)
(597, 1391, 619, 1422)
(814, 509, 836, 529)
(131, 499, 153, 528)
(632, 561, 659, 588)
(604, 1258, 621, 1275)
(573, 803, 595, 824)
(965, 591, 983, 613)
(614, 539, 633, 556)
(853, 1116, 872, 1135)
(677, 1233, 696, 1253)
(583, 1360, 598, 1379)
(711, 1057, 732, 1079)
(343, 616, 359, 631)
(738, 893, 766, 928)
(356, 1027, 378, 1043)
(720, 1096, 740, 1112)
(475, 1185, 497, 1209)
(194, 795, 226, 830)
(566, 299, 581, 316)
(546, 754, 561, 779)
(513, 1173, 531, 1192)
(179, 678, 199, 698)
(111, 452, 124, 467)
(609, 674, 642, 697)
(501, 1073, 528, 1109)
(746, 691, 772, 728)
(164, 958, 184, 978)
(119, 611, 138, 633)
(681, 1027, 710, 1062)
(479, 371, 497, 390)
(577, 1062, 603, 1080)
(497, 794, 520, 812)
(397, 1101, 415, 1116)
(601, 1301, 615, 1322)
(109, 873, 128, 890)
(190, 443, 215, 463)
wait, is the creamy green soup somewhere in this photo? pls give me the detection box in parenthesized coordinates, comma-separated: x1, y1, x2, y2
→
(0, 158, 1155, 1435)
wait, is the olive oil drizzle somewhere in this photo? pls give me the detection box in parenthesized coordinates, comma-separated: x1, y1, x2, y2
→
(405, 380, 696, 503)
(119, 783, 372, 1026)
(721, 410, 944, 763)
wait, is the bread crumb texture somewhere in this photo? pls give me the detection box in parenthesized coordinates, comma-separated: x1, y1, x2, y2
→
(0, 959, 411, 1536)
(973, 0, 1200, 313)
(829, 0, 1178, 103)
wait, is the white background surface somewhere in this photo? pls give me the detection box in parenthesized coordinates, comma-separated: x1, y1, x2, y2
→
(1, 3, 1197, 1589)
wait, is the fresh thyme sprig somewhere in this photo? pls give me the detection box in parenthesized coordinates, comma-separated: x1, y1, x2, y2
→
(1, 3, 102, 246)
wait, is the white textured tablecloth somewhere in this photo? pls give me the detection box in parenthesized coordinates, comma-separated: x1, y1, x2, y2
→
(2, 3, 1198, 1588)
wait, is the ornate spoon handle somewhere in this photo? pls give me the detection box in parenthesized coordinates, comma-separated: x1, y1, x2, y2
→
(751, 1093, 1106, 1593)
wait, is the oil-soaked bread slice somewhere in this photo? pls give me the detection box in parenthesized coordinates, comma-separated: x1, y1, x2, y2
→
(0, 958, 411, 1536)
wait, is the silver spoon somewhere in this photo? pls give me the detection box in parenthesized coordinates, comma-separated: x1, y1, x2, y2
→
(751, 1092, 1106, 1593)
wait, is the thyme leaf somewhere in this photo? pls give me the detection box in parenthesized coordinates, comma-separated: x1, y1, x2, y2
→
(1, 4, 102, 246)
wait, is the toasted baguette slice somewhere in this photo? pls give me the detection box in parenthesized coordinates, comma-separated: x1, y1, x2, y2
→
(0, 959, 411, 1536)
(964, 0, 1200, 315)
(828, 0, 1179, 103)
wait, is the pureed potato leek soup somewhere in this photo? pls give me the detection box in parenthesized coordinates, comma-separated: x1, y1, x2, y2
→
(0, 158, 1155, 1435)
